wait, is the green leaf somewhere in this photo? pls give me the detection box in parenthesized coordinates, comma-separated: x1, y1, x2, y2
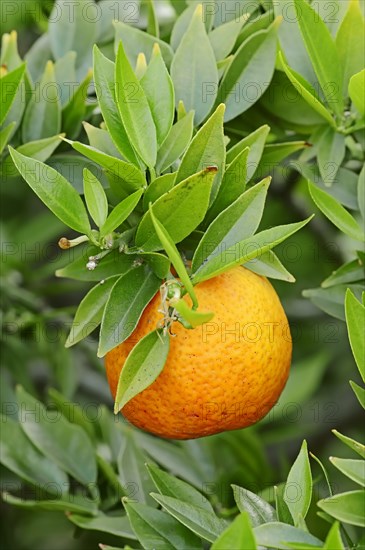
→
(0, 122, 15, 154)
(114, 329, 169, 411)
(358, 165, 365, 218)
(156, 111, 194, 174)
(171, 4, 218, 125)
(49, 0, 96, 74)
(323, 522, 344, 550)
(284, 441, 312, 524)
(9, 148, 91, 235)
(209, 14, 250, 61)
(56, 248, 135, 281)
(115, 41, 157, 168)
(147, 463, 214, 512)
(192, 217, 313, 284)
(143, 173, 176, 210)
(349, 69, 365, 116)
(98, 265, 160, 356)
(83, 122, 122, 159)
(294, 0, 343, 115)
(245, 250, 295, 283)
(192, 178, 271, 273)
(322, 258, 365, 288)
(226, 125, 270, 178)
(0, 415, 69, 494)
(150, 493, 227, 542)
(139, 253, 171, 279)
(16, 386, 97, 486)
(332, 430, 365, 459)
(318, 490, 365, 527)
(308, 181, 364, 241)
(335, 0, 365, 95)
(258, 141, 310, 176)
(0, 63, 25, 125)
(66, 276, 119, 347)
(232, 485, 277, 527)
(146, 0, 159, 37)
(136, 167, 217, 252)
(330, 457, 365, 487)
(175, 104, 225, 198)
(350, 381, 365, 409)
(216, 19, 280, 121)
(123, 499, 202, 550)
(170, 3, 212, 51)
(207, 147, 249, 222)
(54, 51, 76, 107)
(317, 128, 345, 187)
(65, 139, 146, 194)
(149, 207, 197, 307)
(278, 52, 336, 127)
(100, 189, 143, 238)
(254, 523, 322, 549)
(93, 46, 139, 165)
(1, 134, 63, 177)
(275, 485, 294, 525)
(141, 43, 174, 146)
(212, 512, 257, 550)
(2, 492, 97, 516)
(62, 69, 93, 139)
(345, 289, 365, 382)
(173, 299, 214, 328)
(68, 513, 136, 539)
(113, 20, 174, 68)
(48, 388, 95, 441)
(303, 284, 363, 321)
(83, 168, 108, 228)
(22, 61, 61, 142)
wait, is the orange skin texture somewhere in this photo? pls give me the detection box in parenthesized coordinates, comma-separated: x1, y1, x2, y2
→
(105, 267, 292, 440)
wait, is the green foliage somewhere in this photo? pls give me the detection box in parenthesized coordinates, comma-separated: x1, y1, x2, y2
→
(1, 1, 364, 548)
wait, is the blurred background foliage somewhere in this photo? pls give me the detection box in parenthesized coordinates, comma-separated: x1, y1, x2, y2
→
(1, 0, 364, 548)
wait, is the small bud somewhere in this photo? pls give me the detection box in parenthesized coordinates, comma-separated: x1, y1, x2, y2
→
(58, 237, 71, 249)
(86, 257, 98, 270)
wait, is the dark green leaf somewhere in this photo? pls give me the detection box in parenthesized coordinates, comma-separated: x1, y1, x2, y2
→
(136, 168, 216, 252)
(171, 4, 218, 125)
(9, 148, 91, 235)
(232, 485, 277, 527)
(123, 499, 202, 550)
(284, 440, 312, 524)
(211, 512, 257, 550)
(318, 491, 365, 527)
(226, 125, 270, 179)
(245, 250, 295, 282)
(192, 178, 271, 273)
(56, 248, 135, 281)
(156, 111, 194, 174)
(322, 258, 365, 288)
(93, 46, 140, 165)
(139, 252, 171, 279)
(141, 43, 174, 146)
(100, 189, 143, 237)
(258, 141, 309, 177)
(275, 485, 294, 525)
(0, 414, 69, 494)
(358, 165, 365, 218)
(317, 128, 345, 187)
(114, 329, 169, 411)
(66, 276, 119, 347)
(62, 69, 93, 139)
(303, 284, 364, 321)
(2, 492, 97, 515)
(16, 387, 97, 486)
(98, 265, 160, 356)
(115, 42, 157, 168)
(350, 381, 365, 409)
(22, 61, 61, 142)
(345, 289, 365, 381)
(309, 181, 364, 241)
(216, 19, 280, 121)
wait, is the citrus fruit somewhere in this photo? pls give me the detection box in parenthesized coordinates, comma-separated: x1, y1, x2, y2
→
(105, 266, 292, 439)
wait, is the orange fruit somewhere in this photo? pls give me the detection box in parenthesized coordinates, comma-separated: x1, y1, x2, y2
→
(105, 266, 292, 439)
